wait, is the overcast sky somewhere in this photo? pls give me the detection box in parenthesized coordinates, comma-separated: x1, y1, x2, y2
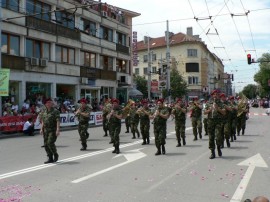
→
(104, 0, 270, 92)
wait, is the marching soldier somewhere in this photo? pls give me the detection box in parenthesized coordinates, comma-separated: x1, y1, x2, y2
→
(40, 98, 60, 164)
(129, 103, 140, 139)
(74, 98, 91, 151)
(138, 99, 151, 145)
(229, 96, 237, 141)
(171, 98, 187, 147)
(107, 98, 123, 154)
(220, 93, 232, 148)
(102, 98, 111, 137)
(202, 99, 209, 136)
(204, 90, 226, 159)
(190, 97, 203, 140)
(236, 96, 249, 136)
(151, 99, 170, 155)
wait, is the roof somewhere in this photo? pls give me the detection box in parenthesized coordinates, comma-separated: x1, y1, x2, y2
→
(137, 32, 199, 51)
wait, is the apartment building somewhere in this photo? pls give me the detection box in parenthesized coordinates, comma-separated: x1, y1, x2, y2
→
(135, 27, 226, 100)
(1, 0, 140, 106)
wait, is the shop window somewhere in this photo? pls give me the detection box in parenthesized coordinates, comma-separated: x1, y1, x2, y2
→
(26, 0, 51, 21)
(100, 55, 113, 70)
(116, 32, 126, 46)
(80, 18, 96, 36)
(116, 59, 127, 73)
(26, 38, 50, 59)
(56, 45, 75, 64)
(80, 51, 96, 67)
(2, 0, 19, 12)
(1, 33, 20, 56)
(99, 26, 113, 42)
(55, 8, 75, 29)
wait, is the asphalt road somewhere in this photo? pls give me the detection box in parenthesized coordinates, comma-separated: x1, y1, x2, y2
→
(0, 107, 269, 202)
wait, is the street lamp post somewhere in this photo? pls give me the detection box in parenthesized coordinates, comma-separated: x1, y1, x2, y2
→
(165, 20, 171, 104)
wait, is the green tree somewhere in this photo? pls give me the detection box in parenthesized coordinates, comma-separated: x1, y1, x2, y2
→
(133, 75, 148, 98)
(241, 84, 258, 99)
(254, 53, 270, 97)
(162, 68, 188, 100)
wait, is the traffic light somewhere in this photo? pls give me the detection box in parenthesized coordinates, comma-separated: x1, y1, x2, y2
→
(247, 54, 251, 65)
(231, 74, 234, 81)
(158, 68, 162, 75)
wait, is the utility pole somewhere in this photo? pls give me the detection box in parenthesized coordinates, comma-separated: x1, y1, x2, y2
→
(145, 36, 152, 101)
(165, 20, 171, 104)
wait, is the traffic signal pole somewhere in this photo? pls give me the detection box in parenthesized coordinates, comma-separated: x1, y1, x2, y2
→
(165, 20, 171, 104)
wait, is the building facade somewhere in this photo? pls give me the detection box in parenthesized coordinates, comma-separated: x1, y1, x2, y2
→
(135, 27, 227, 100)
(1, 0, 140, 108)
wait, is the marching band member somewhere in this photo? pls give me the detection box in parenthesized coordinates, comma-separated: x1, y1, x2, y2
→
(171, 98, 187, 147)
(102, 98, 111, 137)
(150, 99, 170, 155)
(189, 97, 203, 140)
(229, 96, 238, 141)
(236, 95, 249, 136)
(138, 99, 151, 145)
(129, 103, 140, 139)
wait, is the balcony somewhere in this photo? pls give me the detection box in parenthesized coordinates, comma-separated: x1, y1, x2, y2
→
(1, 54, 26, 70)
(116, 43, 130, 55)
(26, 16, 80, 41)
(80, 67, 116, 81)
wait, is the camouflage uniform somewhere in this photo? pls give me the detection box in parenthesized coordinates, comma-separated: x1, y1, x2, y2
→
(230, 100, 238, 140)
(102, 102, 111, 137)
(77, 105, 91, 150)
(205, 98, 225, 158)
(41, 106, 60, 163)
(153, 106, 169, 155)
(129, 107, 140, 139)
(110, 106, 123, 154)
(221, 99, 231, 148)
(125, 116, 130, 133)
(202, 102, 208, 136)
(139, 106, 151, 145)
(236, 102, 249, 135)
(171, 103, 187, 146)
(190, 102, 202, 140)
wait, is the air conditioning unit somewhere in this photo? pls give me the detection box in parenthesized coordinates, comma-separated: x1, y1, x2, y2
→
(81, 77, 88, 84)
(40, 59, 48, 67)
(30, 57, 38, 66)
(101, 11, 108, 18)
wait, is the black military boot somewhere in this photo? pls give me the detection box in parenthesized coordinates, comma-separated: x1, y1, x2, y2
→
(234, 134, 237, 140)
(161, 145, 166, 155)
(209, 150, 215, 159)
(146, 137, 150, 144)
(242, 129, 245, 135)
(182, 138, 186, 146)
(155, 146, 161, 155)
(53, 153, 59, 162)
(237, 131, 240, 136)
(86, 132, 89, 139)
(103, 132, 108, 137)
(137, 133, 140, 138)
(193, 136, 198, 141)
(176, 139, 181, 147)
(116, 145, 120, 154)
(226, 139, 230, 148)
(199, 133, 202, 139)
(80, 143, 87, 151)
(217, 146, 222, 157)
(230, 136, 234, 142)
(44, 155, 54, 164)
(132, 133, 136, 139)
(142, 139, 146, 145)
(112, 146, 116, 153)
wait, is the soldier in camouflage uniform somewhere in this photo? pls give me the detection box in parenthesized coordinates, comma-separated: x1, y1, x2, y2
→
(138, 100, 151, 145)
(151, 99, 170, 155)
(190, 97, 203, 140)
(129, 103, 140, 139)
(125, 111, 130, 133)
(229, 96, 237, 141)
(40, 98, 60, 164)
(204, 90, 226, 159)
(74, 98, 91, 151)
(107, 98, 123, 154)
(171, 98, 187, 147)
(236, 96, 249, 136)
(102, 98, 111, 137)
(202, 99, 209, 136)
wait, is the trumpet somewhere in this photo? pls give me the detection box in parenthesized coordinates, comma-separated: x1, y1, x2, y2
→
(151, 109, 159, 124)
(106, 109, 114, 123)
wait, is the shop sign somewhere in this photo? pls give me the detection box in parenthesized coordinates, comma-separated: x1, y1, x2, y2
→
(0, 68, 10, 96)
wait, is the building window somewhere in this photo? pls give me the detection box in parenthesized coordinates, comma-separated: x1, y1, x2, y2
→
(143, 67, 148, 75)
(55, 9, 75, 29)
(2, 0, 19, 12)
(152, 66, 157, 73)
(152, 53, 156, 61)
(99, 26, 113, 42)
(100, 55, 113, 70)
(26, 39, 50, 59)
(143, 55, 148, 62)
(188, 76, 199, 85)
(135, 68, 139, 75)
(187, 49, 197, 57)
(56, 45, 75, 64)
(1, 33, 20, 56)
(116, 59, 127, 73)
(80, 18, 96, 36)
(116, 32, 126, 46)
(80, 51, 96, 67)
(186, 63, 199, 72)
(26, 0, 51, 21)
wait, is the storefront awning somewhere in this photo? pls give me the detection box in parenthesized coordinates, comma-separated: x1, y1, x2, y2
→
(128, 88, 143, 98)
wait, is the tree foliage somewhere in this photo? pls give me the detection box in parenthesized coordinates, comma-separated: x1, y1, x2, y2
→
(254, 53, 270, 97)
(133, 75, 148, 98)
(241, 84, 258, 99)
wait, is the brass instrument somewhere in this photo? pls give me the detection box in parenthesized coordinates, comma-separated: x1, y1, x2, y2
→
(122, 99, 135, 118)
(106, 109, 114, 123)
(237, 95, 248, 117)
(151, 109, 159, 124)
